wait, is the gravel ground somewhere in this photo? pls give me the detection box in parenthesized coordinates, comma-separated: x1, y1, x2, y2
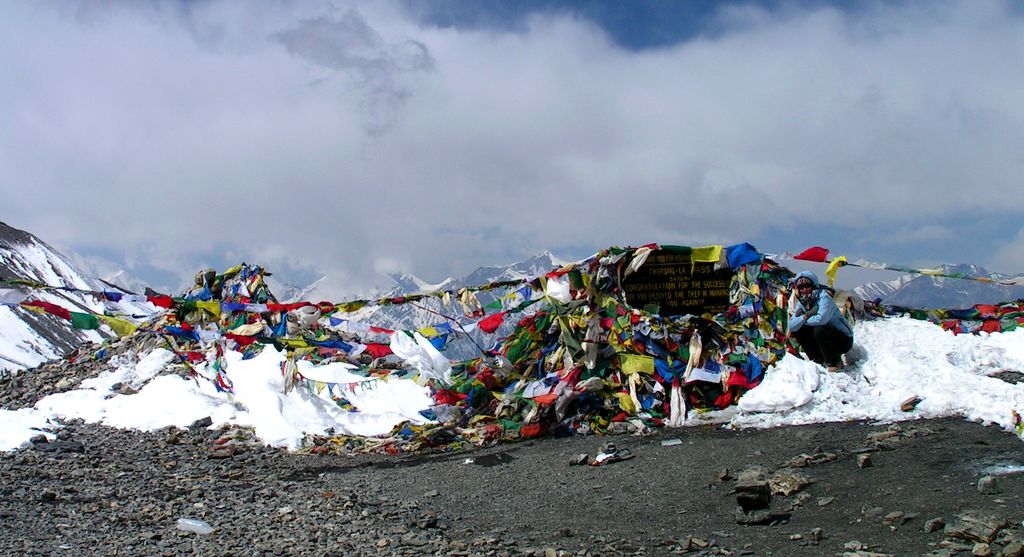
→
(2, 416, 1023, 556)
(3, 358, 1024, 556)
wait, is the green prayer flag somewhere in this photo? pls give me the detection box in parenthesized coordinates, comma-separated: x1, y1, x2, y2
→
(70, 311, 100, 330)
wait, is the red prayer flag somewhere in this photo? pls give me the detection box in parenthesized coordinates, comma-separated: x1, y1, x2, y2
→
(981, 319, 1002, 334)
(363, 343, 393, 358)
(477, 312, 506, 334)
(21, 300, 71, 321)
(794, 246, 830, 262)
(147, 295, 174, 308)
(975, 305, 998, 318)
(267, 302, 312, 312)
(225, 333, 258, 346)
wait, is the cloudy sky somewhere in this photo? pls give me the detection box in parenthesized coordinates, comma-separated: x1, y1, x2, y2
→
(2, 0, 1023, 296)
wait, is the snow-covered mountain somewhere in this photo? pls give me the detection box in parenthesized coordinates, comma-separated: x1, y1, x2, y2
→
(270, 276, 330, 306)
(855, 264, 1024, 309)
(65, 253, 153, 295)
(356, 251, 563, 326)
(318, 251, 566, 360)
(0, 222, 155, 371)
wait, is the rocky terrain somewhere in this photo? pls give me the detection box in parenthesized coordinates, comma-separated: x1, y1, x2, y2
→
(3, 359, 1024, 557)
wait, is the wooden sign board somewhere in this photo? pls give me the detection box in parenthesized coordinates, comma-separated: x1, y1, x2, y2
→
(621, 248, 732, 316)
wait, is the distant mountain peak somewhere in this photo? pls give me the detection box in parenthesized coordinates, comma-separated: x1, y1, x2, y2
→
(0, 221, 36, 247)
(855, 262, 1024, 309)
(387, 272, 452, 294)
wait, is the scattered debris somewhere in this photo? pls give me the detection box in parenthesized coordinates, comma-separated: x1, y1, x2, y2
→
(569, 453, 590, 466)
(1002, 542, 1024, 557)
(734, 480, 771, 512)
(734, 506, 791, 526)
(590, 443, 634, 466)
(924, 517, 946, 532)
(883, 511, 916, 528)
(768, 469, 813, 496)
(944, 512, 1009, 544)
(991, 371, 1024, 385)
(785, 450, 838, 468)
(972, 542, 993, 557)
(901, 395, 923, 412)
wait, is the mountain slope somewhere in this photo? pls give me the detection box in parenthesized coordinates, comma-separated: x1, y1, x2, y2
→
(0, 222, 154, 371)
(855, 263, 1024, 309)
(330, 251, 566, 360)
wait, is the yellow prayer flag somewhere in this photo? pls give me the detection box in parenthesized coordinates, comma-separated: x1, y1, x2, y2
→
(824, 256, 848, 287)
(416, 327, 438, 337)
(618, 353, 655, 375)
(692, 245, 724, 263)
(614, 392, 637, 415)
(98, 315, 138, 337)
(196, 300, 221, 318)
(278, 338, 309, 348)
(335, 301, 367, 313)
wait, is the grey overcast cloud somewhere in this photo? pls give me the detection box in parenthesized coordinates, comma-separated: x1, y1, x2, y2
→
(2, 1, 1023, 296)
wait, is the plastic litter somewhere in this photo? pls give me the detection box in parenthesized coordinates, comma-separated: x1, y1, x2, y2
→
(176, 518, 213, 534)
(591, 442, 635, 465)
(660, 438, 683, 446)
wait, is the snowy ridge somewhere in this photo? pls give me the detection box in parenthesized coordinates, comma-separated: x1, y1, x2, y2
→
(270, 276, 330, 305)
(350, 251, 565, 358)
(65, 252, 153, 295)
(856, 263, 1024, 309)
(4, 316, 1024, 452)
(0, 222, 157, 371)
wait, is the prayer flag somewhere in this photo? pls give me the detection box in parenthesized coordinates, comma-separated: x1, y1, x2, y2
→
(794, 246, 830, 262)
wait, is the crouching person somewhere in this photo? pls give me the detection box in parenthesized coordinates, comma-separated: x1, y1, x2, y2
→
(788, 271, 853, 372)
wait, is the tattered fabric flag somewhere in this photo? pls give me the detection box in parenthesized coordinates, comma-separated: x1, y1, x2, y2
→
(102, 291, 123, 302)
(725, 243, 762, 270)
(691, 245, 723, 268)
(478, 311, 506, 334)
(794, 246, 830, 262)
(624, 246, 654, 277)
(668, 379, 687, 427)
(458, 288, 485, 318)
(21, 300, 71, 320)
(225, 332, 258, 346)
(416, 326, 438, 338)
(220, 302, 247, 313)
(363, 343, 393, 359)
(147, 295, 174, 308)
(0, 288, 30, 304)
(98, 315, 138, 337)
(195, 300, 221, 318)
(69, 311, 100, 330)
(618, 353, 655, 375)
(825, 256, 848, 287)
(334, 301, 367, 313)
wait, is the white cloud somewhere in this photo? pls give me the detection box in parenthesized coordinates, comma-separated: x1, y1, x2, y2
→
(989, 228, 1024, 276)
(1, 0, 1022, 297)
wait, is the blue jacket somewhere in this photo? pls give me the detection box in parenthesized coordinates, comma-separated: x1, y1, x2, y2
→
(788, 271, 853, 338)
